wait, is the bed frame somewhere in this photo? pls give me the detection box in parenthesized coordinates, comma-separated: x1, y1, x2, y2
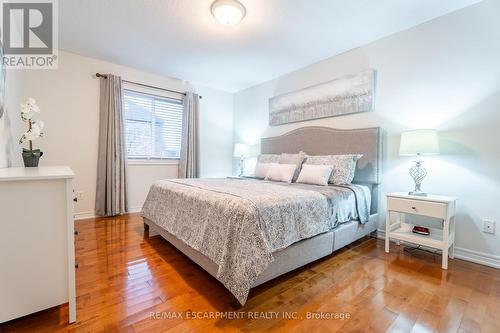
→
(144, 126, 382, 305)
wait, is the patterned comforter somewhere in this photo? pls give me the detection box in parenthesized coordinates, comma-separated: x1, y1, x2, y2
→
(141, 178, 370, 305)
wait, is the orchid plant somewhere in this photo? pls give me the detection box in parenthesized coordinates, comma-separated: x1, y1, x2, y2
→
(19, 98, 44, 151)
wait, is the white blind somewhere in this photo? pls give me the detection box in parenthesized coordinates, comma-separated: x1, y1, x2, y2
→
(123, 89, 183, 159)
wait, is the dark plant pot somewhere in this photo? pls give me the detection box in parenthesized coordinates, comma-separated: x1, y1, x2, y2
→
(22, 149, 43, 167)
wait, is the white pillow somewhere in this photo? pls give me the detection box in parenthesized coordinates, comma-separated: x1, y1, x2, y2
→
(265, 164, 297, 183)
(296, 164, 333, 186)
(254, 162, 278, 179)
(279, 151, 307, 182)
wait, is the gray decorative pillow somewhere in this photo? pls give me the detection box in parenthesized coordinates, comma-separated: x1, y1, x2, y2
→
(257, 154, 280, 163)
(279, 151, 307, 182)
(304, 154, 363, 185)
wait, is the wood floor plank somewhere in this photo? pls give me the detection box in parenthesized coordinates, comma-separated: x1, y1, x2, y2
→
(435, 297, 467, 333)
(386, 287, 434, 333)
(411, 310, 441, 333)
(458, 290, 488, 332)
(1, 213, 499, 333)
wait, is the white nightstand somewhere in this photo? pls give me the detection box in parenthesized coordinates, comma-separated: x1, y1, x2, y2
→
(385, 192, 457, 269)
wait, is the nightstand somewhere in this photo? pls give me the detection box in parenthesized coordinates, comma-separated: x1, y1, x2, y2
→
(385, 192, 457, 269)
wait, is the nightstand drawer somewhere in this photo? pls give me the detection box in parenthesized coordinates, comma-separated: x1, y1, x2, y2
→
(388, 197, 447, 219)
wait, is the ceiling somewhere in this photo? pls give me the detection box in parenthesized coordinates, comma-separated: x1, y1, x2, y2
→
(59, 0, 481, 92)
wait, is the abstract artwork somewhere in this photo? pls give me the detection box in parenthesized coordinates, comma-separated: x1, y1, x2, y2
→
(269, 69, 375, 126)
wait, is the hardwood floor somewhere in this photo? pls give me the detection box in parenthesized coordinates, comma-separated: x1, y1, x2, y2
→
(2, 213, 499, 333)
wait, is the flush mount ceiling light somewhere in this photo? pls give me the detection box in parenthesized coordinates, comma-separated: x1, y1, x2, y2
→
(211, 0, 246, 26)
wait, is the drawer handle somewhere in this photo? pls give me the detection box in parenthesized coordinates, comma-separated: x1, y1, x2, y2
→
(411, 206, 417, 210)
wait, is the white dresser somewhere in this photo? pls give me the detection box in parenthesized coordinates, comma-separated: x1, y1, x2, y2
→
(0, 166, 76, 323)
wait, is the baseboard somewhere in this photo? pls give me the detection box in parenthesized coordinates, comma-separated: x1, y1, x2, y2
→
(74, 211, 97, 220)
(377, 229, 500, 270)
(376, 229, 385, 240)
(453, 247, 500, 269)
(74, 206, 142, 221)
(127, 206, 143, 214)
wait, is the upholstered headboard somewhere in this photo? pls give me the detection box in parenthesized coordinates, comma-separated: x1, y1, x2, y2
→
(260, 126, 382, 185)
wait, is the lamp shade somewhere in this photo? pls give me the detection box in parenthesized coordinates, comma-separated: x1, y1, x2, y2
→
(247, 144, 260, 157)
(399, 129, 439, 156)
(233, 143, 250, 157)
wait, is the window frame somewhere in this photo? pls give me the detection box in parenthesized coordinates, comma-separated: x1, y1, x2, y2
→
(122, 84, 184, 165)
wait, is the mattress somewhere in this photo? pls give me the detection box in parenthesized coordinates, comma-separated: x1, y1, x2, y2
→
(141, 178, 371, 305)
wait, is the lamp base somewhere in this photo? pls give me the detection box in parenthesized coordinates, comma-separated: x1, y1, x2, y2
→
(238, 156, 245, 177)
(409, 156, 428, 197)
(408, 191, 428, 197)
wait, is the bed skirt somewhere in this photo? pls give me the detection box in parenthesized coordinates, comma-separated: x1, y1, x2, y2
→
(143, 214, 378, 289)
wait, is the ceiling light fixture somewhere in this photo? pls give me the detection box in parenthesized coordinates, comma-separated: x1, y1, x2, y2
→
(211, 0, 246, 26)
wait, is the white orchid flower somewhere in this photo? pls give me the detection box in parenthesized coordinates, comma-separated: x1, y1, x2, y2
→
(35, 120, 44, 130)
(30, 103, 41, 114)
(19, 131, 36, 143)
(19, 97, 45, 146)
(20, 104, 32, 121)
(19, 127, 43, 144)
(30, 121, 44, 138)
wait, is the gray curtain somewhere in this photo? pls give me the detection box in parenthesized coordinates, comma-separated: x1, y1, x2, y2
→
(95, 74, 128, 216)
(178, 92, 200, 178)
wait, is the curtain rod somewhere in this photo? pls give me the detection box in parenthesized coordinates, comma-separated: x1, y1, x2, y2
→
(95, 73, 202, 99)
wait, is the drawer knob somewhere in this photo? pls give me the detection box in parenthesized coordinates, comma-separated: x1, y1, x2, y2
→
(411, 206, 417, 210)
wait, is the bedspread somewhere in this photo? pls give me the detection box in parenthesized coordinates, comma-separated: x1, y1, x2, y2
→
(141, 178, 369, 305)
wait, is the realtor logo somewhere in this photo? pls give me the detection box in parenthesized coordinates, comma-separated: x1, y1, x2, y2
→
(0, 0, 58, 69)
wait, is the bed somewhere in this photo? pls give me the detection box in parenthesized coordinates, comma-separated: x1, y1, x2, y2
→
(142, 126, 382, 306)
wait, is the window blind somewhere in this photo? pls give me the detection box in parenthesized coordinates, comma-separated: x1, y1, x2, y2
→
(123, 89, 183, 159)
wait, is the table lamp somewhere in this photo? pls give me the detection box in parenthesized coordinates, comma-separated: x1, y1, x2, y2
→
(233, 143, 250, 176)
(399, 129, 439, 196)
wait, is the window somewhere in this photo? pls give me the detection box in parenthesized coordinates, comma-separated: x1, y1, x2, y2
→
(123, 89, 183, 160)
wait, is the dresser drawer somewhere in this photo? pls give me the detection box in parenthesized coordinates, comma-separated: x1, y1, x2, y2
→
(388, 197, 448, 219)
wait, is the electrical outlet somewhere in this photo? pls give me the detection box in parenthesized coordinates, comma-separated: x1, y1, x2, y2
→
(77, 191, 84, 201)
(483, 219, 496, 234)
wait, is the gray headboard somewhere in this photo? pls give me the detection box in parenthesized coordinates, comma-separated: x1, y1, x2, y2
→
(261, 126, 382, 185)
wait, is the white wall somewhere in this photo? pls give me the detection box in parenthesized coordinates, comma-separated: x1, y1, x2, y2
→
(233, 1, 500, 261)
(12, 50, 233, 217)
